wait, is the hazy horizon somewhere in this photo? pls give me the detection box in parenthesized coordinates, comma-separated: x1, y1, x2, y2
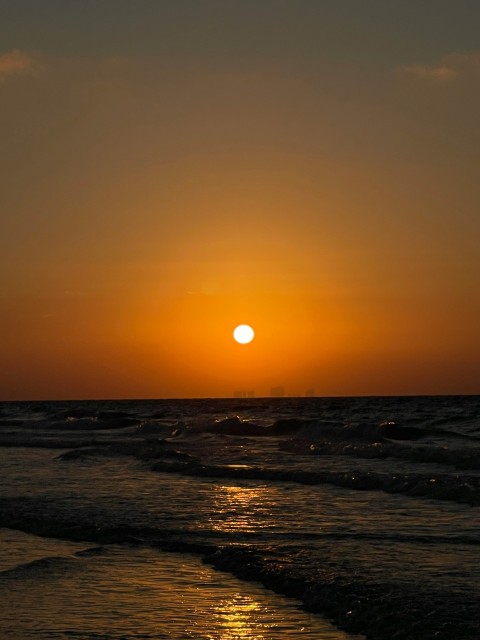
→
(3, 392, 480, 404)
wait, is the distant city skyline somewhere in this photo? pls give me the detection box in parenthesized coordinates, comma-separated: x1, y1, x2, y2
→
(233, 387, 317, 398)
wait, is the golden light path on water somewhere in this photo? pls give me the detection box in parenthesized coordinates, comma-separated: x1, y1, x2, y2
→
(211, 593, 274, 639)
(209, 482, 276, 533)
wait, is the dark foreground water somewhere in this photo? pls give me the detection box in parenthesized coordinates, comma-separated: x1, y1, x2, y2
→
(0, 396, 479, 639)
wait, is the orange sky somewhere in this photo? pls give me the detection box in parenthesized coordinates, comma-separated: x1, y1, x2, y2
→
(1, 2, 480, 399)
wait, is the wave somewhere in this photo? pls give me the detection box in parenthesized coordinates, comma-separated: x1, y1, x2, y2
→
(148, 458, 480, 505)
(0, 555, 79, 579)
(280, 438, 480, 470)
(2, 498, 478, 549)
(204, 546, 479, 640)
(52, 432, 480, 506)
(168, 416, 478, 440)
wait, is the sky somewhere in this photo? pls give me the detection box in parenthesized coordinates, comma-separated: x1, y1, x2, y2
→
(1, 1, 480, 400)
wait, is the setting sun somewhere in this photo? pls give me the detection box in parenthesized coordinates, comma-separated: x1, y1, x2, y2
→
(233, 325, 255, 345)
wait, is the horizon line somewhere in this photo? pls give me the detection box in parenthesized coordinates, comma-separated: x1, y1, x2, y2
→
(1, 392, 479, 403)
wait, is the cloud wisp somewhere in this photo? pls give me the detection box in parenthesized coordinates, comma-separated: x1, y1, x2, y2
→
(399, 51, 480, 82)
(0, 49, 35, 81)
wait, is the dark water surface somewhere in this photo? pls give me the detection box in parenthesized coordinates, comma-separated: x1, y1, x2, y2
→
(0, 396, 479, 639)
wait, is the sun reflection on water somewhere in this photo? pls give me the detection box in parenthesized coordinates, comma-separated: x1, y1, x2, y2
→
(210, 593, 270, 639)
(209, 483, 275, 534)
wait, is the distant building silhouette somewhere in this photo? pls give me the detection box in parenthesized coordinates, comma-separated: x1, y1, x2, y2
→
(305, 388, 316, 397)
(270, 386, 285, 397)
(234, 390, 255, 398)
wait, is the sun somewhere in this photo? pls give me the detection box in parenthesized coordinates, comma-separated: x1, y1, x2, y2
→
(233, 324, 255, 344)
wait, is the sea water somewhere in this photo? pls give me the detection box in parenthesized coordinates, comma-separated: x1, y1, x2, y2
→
(0, 396, 479, 639)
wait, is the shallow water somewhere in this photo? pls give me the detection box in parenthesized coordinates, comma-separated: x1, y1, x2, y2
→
(0, 530, 358, 639)
(0, 396, 479, 639)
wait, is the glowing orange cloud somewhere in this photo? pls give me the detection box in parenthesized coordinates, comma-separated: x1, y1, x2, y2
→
(0, 50, 34, 80)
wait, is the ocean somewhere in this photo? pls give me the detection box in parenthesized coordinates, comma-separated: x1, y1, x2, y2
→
(0, 396, 479, 639)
